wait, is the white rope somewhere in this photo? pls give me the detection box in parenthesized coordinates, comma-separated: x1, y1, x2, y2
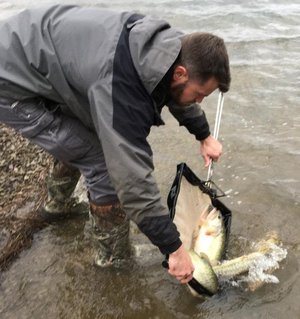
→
(206, 92, 224, 183)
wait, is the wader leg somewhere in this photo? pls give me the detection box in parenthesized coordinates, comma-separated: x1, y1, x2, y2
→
(89, 201, 130, 268)
(41, 160, 89, 222)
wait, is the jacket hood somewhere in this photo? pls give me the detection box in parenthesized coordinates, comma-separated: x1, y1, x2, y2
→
(128, 15, 183, 95)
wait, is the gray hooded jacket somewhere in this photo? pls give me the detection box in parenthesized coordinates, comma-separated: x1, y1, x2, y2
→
(0, 5, 210, 254)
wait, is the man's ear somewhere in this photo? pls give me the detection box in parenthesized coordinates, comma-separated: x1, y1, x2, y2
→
(173, 65, 189, 82)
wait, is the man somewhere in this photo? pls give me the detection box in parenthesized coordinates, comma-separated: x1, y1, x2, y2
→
(0, 5, 230, 284)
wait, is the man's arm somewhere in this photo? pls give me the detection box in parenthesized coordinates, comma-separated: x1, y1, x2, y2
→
(167, 102, 210, 141)
(167, 102, 222, 166)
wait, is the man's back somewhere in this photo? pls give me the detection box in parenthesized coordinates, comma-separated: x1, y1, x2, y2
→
(0, 6, 132, 124)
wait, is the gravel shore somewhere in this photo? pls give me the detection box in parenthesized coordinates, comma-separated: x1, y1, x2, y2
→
(0, 124, 52, 270)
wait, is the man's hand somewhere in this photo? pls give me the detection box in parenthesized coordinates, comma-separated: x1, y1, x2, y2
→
(200, 135, 223, 167)
(168, 245, 195, 284)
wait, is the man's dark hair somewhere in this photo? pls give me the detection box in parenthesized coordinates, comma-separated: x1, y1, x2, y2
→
(178, 32, 231, 92)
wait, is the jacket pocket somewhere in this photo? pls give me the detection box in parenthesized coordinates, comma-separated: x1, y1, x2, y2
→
(51, 117, 96, 162)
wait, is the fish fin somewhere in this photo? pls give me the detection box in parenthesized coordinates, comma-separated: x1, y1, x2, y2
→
(205, 223, 222, 236)
(205, 226, 219, 236)
(251, 231, 281, 256)
(197, 251, 210, 261)
(198, 204, 211, 226)
(191, 229, 200, 247)
(210, 260, 219, 266)
(207, 208, 218, 220)
(248, 280, 265, 292)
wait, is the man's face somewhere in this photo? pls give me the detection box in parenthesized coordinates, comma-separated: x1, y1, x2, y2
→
(169, 66, 219, 106)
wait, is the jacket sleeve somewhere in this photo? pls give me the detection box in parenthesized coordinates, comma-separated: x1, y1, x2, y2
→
(88, 83, 182, 255)
(167, 101, 210, 141)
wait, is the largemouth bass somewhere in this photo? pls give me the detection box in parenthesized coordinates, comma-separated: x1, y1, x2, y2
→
(188, 250, 219, 296)
(212, 251, 267, 279)
(188, 232, 286, 296)
(212, 232, 282, 280)
(192, 206, 225, 263)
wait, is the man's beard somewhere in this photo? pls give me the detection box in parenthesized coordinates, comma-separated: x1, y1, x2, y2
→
(169, 81, 187, 106)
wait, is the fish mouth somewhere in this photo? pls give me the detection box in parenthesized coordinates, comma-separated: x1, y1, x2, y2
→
(187, 278, 216, 297)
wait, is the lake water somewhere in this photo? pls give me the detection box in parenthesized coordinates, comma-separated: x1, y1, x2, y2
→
(0, 0, 300, 318)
